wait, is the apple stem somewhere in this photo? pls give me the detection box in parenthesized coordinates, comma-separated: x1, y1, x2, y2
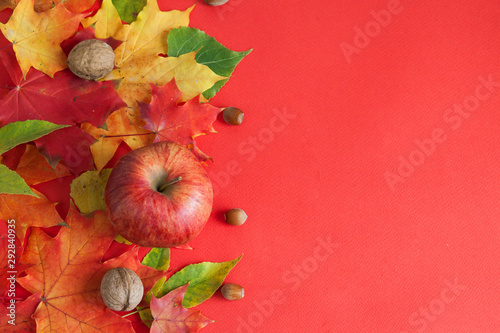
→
(158, 176, 182, 192)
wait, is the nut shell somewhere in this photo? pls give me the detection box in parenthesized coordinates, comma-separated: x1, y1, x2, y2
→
(221, 283, 244, 300)
(67, 39, 115, 80)
(100, 267, 144, 311)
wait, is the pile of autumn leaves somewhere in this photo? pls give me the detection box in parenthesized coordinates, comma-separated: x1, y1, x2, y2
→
(0, 0, 249, 331)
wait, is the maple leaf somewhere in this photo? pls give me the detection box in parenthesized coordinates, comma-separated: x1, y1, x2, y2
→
(0, 220, 28, 296)
(94, 0, 223, 105)
(0, 0, 84, 77)
(17, 205, 168, 332)
(0, 47, 125, 128)
(15, 144, 70, 186)
(0, 292, 41, 332)
(82, 0, 125, 39)
(82, 107, 155, 172)
(139, 81, 222, 161)
(70, 169, 112, 214)
(61, 25, 123, 54)
(113, 0, 192, 63)
(0, 47, 126, 174)
(1, 0, 96, 12)
(167, 27, 252, 100)
(0, 188, 63, 243)
(150, 284, 214, 333)
(112, 0, 147, 24)
(0, 0, 17, 11)
(108, 51, 225, 106)
(34, 126, 96, 175)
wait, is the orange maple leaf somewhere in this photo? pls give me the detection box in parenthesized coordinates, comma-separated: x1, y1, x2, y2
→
(15, 144, 70, 186)
(0, 189, 63, 243)
(17, 205, 168, 332)
(0, 0, 84, 77)
(82, 107, 155, 172)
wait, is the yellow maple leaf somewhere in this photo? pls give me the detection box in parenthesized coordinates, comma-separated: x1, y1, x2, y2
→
(82, 107, 155, 172)
(113, 0, 193, 65)
(69, 169, 112, 214)
(81, 0, 122, 39)
(106, 52, 225, 104)
(0, 0, 84, 77)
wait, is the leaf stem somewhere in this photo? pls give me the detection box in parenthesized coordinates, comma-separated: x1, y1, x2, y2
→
(102, 132, 156, 138)
(122, 309, 142, 318)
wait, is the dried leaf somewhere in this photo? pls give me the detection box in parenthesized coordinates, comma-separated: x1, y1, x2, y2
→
(0, 48, 125, 128)
(167, 27, 251, 99)
(82, 0, 124, 39)
(0, 47, 125, 173)
(0, 120, 68, 155)
(155, 255, 243, 308)
(0, 293, 41, 332)
(113, 0, 192, 64)
(0, 189, 63, 242)
(139, 81, 222, 161)
(17, 205, 168, 332)
(150, 284, 214, 333)
(82, 107, 154, 172)
(142, 247, 170, 271)
(70, 169, 112, 214)
(0, 0, 84, 77)
(0, 165, 37, 196)
(112, 0, 147, 23)
(15, 144, 70, 186)
(0, 220, 27, 296)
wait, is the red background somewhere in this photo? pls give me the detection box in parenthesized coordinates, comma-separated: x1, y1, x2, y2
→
(4, 0, 500, 332)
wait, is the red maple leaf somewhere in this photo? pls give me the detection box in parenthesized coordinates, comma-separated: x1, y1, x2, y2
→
(139, 81, 222, 161)
(0, 47, 125, 174)
(34, 126, 96, 175)
(0, 220, 28, 297)
(17, 205, 168, 332)
(150, 284, 214, 333)
(0, 47, 124, 127)
(0, 292, 41, 332)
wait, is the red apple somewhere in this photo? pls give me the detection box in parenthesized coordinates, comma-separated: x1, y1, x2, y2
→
(104, 141, 213, 247)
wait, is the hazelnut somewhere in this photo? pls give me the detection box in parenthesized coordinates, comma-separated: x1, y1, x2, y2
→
(221, 283, 244, 300)
(67, 39, 115, 80)
(205, 0, 229, 6)
(100, 267, 144, 311)
(224, 208, 247, 226)
(223, 107, 244, 125)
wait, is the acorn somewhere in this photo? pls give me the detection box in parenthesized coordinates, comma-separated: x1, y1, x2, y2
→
(224, 208, 247, 226)
(223, 107, 244, 125)
(221, 283, 244, 300)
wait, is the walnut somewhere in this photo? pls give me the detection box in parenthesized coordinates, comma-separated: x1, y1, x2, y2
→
(67, 39, 115, 80)
(100, 267, 144, 311)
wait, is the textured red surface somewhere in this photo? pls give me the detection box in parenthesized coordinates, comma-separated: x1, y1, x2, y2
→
(2, 0, 500, 332)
